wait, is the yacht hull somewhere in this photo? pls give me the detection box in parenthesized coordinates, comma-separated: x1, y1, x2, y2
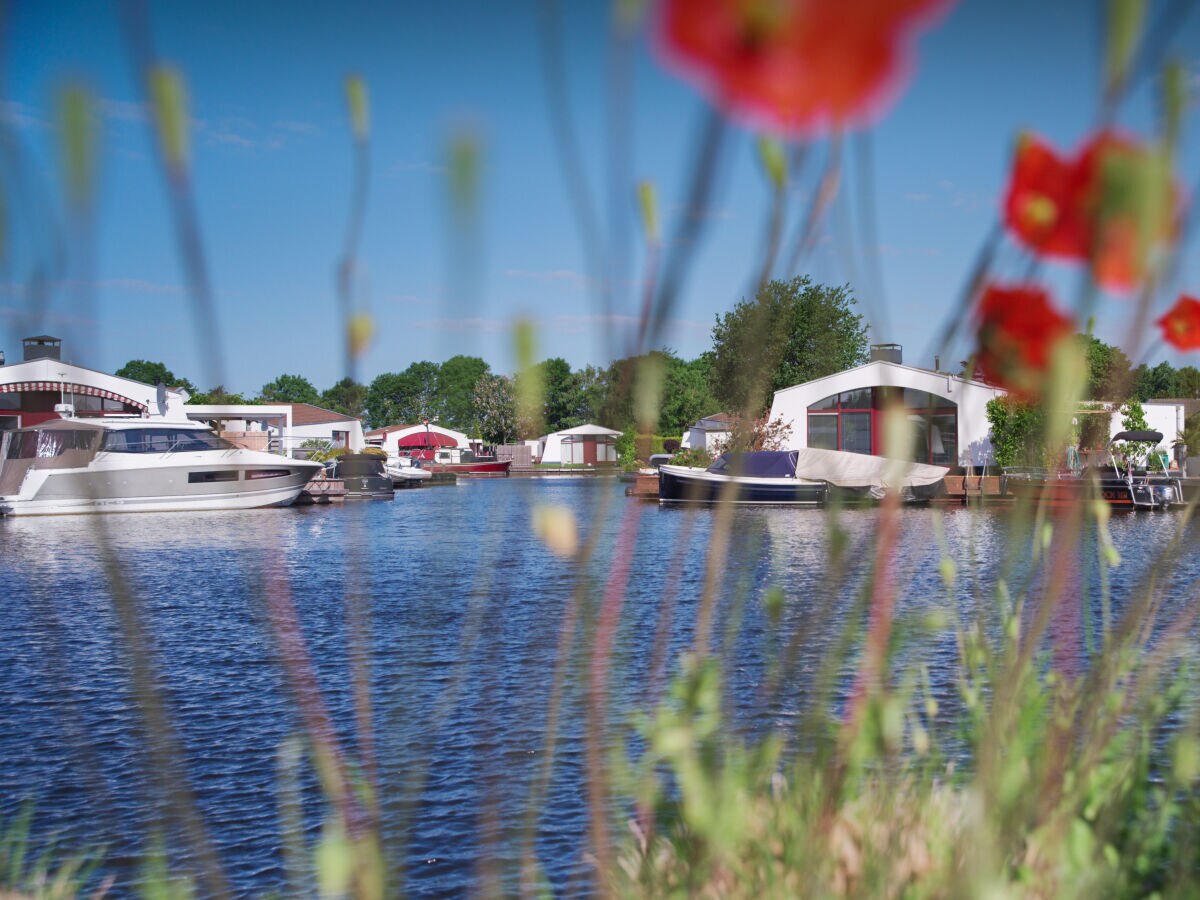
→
(658, 465, 827, 504)
(0, 461, 320, 516)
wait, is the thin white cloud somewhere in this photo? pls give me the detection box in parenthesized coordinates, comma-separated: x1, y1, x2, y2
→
(98, 98, 147, 124)
(548, 313, 639, 334)
(273, 119, 320, 135)
(97, 278, 183, 295)
(386, 293, 440, 306)
(413, 316, 508, 334)
(207, 129, 257, 149)
(0, 278, 183, 297)
(389, 159, 448, 176)
(0, 101, 48, 130)
(504, 268, 591, 286)
(666, 203, 736, 222)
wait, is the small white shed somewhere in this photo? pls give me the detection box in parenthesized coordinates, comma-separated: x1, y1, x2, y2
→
(538, 423, 622, 465)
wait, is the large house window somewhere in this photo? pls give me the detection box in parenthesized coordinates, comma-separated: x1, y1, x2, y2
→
(807, 387, 956, 465)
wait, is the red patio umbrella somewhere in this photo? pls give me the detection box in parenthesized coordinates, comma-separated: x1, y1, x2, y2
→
(395, 430, 457, 449)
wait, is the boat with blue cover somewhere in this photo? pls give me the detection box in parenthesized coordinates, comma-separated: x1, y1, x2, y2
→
(658, 448, 948, 505)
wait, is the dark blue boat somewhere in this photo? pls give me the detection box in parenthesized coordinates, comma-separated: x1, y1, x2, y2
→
(658, 448, 948, 505)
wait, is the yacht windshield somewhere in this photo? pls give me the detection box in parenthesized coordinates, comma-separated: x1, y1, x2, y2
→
(6, 429, 98, 459)
(101, 428, 235, 453)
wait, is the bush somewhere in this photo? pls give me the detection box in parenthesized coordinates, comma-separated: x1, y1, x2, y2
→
(1075, 402, 1111, 451)
(985, 397, 1050, 468)
(669, 446, 713, 468)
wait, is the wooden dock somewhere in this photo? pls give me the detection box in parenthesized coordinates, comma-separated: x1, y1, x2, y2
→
(935, 475, 1010, 504)
(626, 473, 1013, 504)
(297, 478, 346, 504)
(625, 473, 661, 499)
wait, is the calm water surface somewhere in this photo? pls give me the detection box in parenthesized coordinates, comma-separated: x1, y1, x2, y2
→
(1, 477, 1197, 895)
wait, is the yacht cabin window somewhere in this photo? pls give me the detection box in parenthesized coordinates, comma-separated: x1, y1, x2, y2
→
(101, 428, 236, 453)
(6, 429, 98, 459)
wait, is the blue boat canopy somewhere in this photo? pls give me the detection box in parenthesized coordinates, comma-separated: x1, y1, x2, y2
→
(707, 451, 798, 478)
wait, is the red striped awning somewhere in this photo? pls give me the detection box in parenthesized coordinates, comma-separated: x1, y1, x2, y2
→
(0, 381, 148, 410)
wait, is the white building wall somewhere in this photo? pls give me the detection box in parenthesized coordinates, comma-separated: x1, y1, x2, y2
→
(539, 433, 562, 463)
(680, 426, 731, 452)
(538, 426, 622, 464)
(291, 420, 365, 452)
(0, 357, 191, 420)
(1109, 403, 1183, 451)
(367, 424, 470, 456)
(768, 360, 1006, 467)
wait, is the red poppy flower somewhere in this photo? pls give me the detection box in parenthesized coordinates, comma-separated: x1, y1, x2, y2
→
(1157, 295, 1200, 351)
(973, 283, 1074, 397)
(1003, 134, 1094, 260)
(657, 0, 953, 136)
(1003, 131, 1174, 293)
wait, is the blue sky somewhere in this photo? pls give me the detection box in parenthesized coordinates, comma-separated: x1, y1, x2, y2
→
(2, 0, 1199, 396)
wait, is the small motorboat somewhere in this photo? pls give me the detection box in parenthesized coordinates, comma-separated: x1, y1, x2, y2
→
(384, 455, 433, 487)
(331, 454, 395, 500)
(402, 446, 511, 476)
(1003, 430, 1183, 510)
(658, 448, 948, 505)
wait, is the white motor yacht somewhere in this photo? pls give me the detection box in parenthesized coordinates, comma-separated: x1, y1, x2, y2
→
(384, 455, 433, 486)
(0, 416, 323, 516)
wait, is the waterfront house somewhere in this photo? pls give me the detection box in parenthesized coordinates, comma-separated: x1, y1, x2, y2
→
(184, 402, 365, 457)
(537, 423, 621, 465)
(0, 335, 191, 431)
(768, 344, 1006, 470)
(365, 422, 472, 457)
(679, 412, 733, 453)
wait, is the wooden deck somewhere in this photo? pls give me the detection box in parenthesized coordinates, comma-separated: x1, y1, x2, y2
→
(297, 478, 346, 504)
(933, 475, 1010, 504)
(627, 473, 1013, 504)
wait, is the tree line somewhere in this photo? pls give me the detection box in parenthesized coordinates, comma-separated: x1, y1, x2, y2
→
(116, 276, 1199, 446)
(114, 277, 873, 443)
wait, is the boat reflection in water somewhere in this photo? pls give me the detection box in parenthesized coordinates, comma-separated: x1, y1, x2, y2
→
(1003, 430, 1184, 511)
(658, 448, 948, 505)
(0, 417, 322, 516)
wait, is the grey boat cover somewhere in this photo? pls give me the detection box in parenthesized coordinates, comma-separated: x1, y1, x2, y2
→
(708, 448, 947, 488)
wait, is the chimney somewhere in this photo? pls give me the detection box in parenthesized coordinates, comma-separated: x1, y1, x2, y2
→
(869, 343, 903, 365)
(23, 335, 62, 361)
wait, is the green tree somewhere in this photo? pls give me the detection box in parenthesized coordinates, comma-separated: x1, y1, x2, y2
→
(537, 357, 584, 432)
(577, 364, 613, 426)
(596, 350, 720, 437)
(985, 397, 1049, 469)
(1117, 398, 1154, 467)
(1132, 360, 1177, 401)
(187, 385, 249, 405)
(1079, 335, 1133, 401)
(660, 353, 720, 437)
(434, 355, 490, 432)
(472, 373, 517, 444)
(320, 377, 368, 418)
(709, 276, 868, 414)
(115, 359, 195, 393)
(366, 362, 440, 429)
(1175, 366, 1200, 398)
(1075, 402, 1111, 452)
(259, 373, 320, 405)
